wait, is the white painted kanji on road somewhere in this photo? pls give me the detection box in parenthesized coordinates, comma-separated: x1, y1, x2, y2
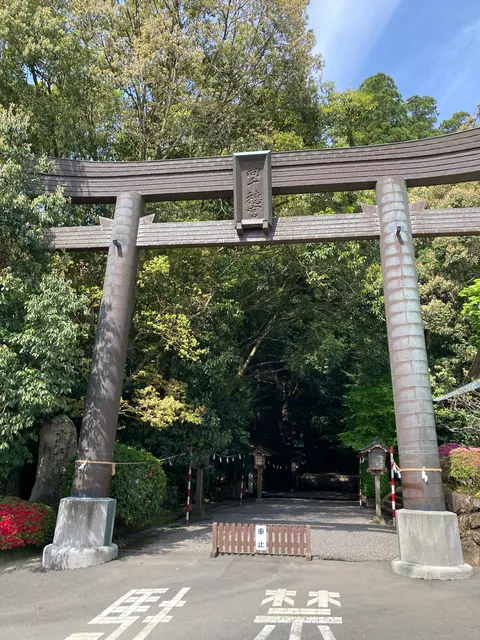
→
(64, 587, 190, 640)
(307, 591, 341, 609)
(253, 589, 342, 639)
(261, 589, 296, 607)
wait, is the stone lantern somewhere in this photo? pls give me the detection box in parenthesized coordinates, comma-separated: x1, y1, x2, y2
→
(359, 439, 389, 524)
(252, 447, 270, 503)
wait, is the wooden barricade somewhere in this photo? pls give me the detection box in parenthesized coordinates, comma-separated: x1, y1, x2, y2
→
(211, 523, 312, 561)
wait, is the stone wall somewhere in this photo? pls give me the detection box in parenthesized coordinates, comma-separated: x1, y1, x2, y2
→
(445, 490, 480, 565)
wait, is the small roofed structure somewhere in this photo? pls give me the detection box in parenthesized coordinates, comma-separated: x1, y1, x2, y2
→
(252, 446, 271, 503)
(252, 446, 272, 467)
(358, 438, 389, 473)
(358, 438, 389, 525)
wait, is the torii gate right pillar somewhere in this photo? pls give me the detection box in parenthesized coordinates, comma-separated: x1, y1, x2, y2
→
(376, 176, 472, 580)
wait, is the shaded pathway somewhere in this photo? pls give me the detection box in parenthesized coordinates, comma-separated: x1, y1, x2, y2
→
(124, 497, 397, 562)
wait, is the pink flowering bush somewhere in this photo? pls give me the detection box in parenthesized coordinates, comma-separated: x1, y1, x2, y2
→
(438, 443, 463, 458)
(439, 443, 480, 493)
(0, 498, 56, 551)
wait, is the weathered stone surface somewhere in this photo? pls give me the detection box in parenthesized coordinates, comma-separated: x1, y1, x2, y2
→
(458, 514, 471, 537)
(392, 509, 473, 580)
(445, 490, 480, 514)
(30, 414, 77, 506)
(471, 530, 480, 546)
(469, 512, 480, 529)
(43, 497, 118, 570)
(461, 537, 480, 566)
(396, 509, 464, 566)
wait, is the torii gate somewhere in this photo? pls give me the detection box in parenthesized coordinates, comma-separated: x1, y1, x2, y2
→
(42, 130, 480, 578)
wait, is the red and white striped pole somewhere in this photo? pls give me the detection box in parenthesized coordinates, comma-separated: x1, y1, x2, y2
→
(390, 446, 396, 526)
(186, 446, 193, 525)
(240, 474, 244, 505)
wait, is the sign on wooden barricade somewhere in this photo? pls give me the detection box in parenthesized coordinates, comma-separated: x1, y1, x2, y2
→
(211, 522, 312, 561)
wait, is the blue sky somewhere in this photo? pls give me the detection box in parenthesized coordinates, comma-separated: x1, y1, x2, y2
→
(308, 0, 480, 122)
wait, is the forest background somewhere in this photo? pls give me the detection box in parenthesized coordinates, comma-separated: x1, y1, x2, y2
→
(1, 0, 479, 497)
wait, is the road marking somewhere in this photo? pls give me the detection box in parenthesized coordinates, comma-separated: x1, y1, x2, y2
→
(268, 608, 331, 616)
(64, 587, 189, 640)
(289, 620, 303, 640)
(318, 625, 338, 640)
(253, 588, 343, 638)
(254, 616, 343, 625)
(253, 625, 276, 640)
(262, 589, 297, 607)
(133, 588, 190, 640)
(308, 591, 341, 608)
(65, 635, 104, 639)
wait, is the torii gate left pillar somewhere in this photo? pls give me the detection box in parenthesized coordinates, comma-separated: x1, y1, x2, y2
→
(43, 193, 143, 570)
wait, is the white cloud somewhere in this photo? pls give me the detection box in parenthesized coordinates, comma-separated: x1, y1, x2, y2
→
(308, 0, 402, 87)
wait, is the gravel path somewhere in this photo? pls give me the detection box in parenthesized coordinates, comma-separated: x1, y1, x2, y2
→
(125, 497, 398, 562)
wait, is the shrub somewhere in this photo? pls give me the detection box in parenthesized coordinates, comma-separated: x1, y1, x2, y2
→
(449, 448, 480, 492)
(62, 442, 167, 530)
(438, 443, 462, 458)
(439, 443, 480, 494)
(111, 443, 167, 528)
(0, 498, 56, 551)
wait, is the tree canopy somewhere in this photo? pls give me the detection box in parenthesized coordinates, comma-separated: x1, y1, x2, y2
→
(0, 0, 479, 491)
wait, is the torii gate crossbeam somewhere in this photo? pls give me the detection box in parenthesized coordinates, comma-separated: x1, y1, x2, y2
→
(47, 207, 480, 251)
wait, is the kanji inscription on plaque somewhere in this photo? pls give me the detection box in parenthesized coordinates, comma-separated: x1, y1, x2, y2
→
(233, 150, 272, 232)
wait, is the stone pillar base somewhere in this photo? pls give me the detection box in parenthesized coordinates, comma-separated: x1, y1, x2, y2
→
(392, 509, 473, 580)
(372, 514, 386, 525)
(191, 506, 206, 520)
(43, 543, 118, 570)
(43, 497, 117, 570)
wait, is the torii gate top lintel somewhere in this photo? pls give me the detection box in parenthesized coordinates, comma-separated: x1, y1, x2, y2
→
(42, 127, 480, 204)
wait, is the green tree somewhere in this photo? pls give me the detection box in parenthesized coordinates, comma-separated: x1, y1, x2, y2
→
(0, 106, 86, 484)
(439, 107, 479, 134)
(322, 87, 376, 147)
(0, 0, 119, 158)
(69, 0, 321, 160)
(406, 95, 439, 139)
(323, 74, 441, 148)
(460, 279, 480, 339)
(356, 73, 411, 144)
(439, 111, 472, 134)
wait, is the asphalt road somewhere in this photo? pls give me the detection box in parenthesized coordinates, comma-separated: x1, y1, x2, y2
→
(1, 551, 479, 640)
